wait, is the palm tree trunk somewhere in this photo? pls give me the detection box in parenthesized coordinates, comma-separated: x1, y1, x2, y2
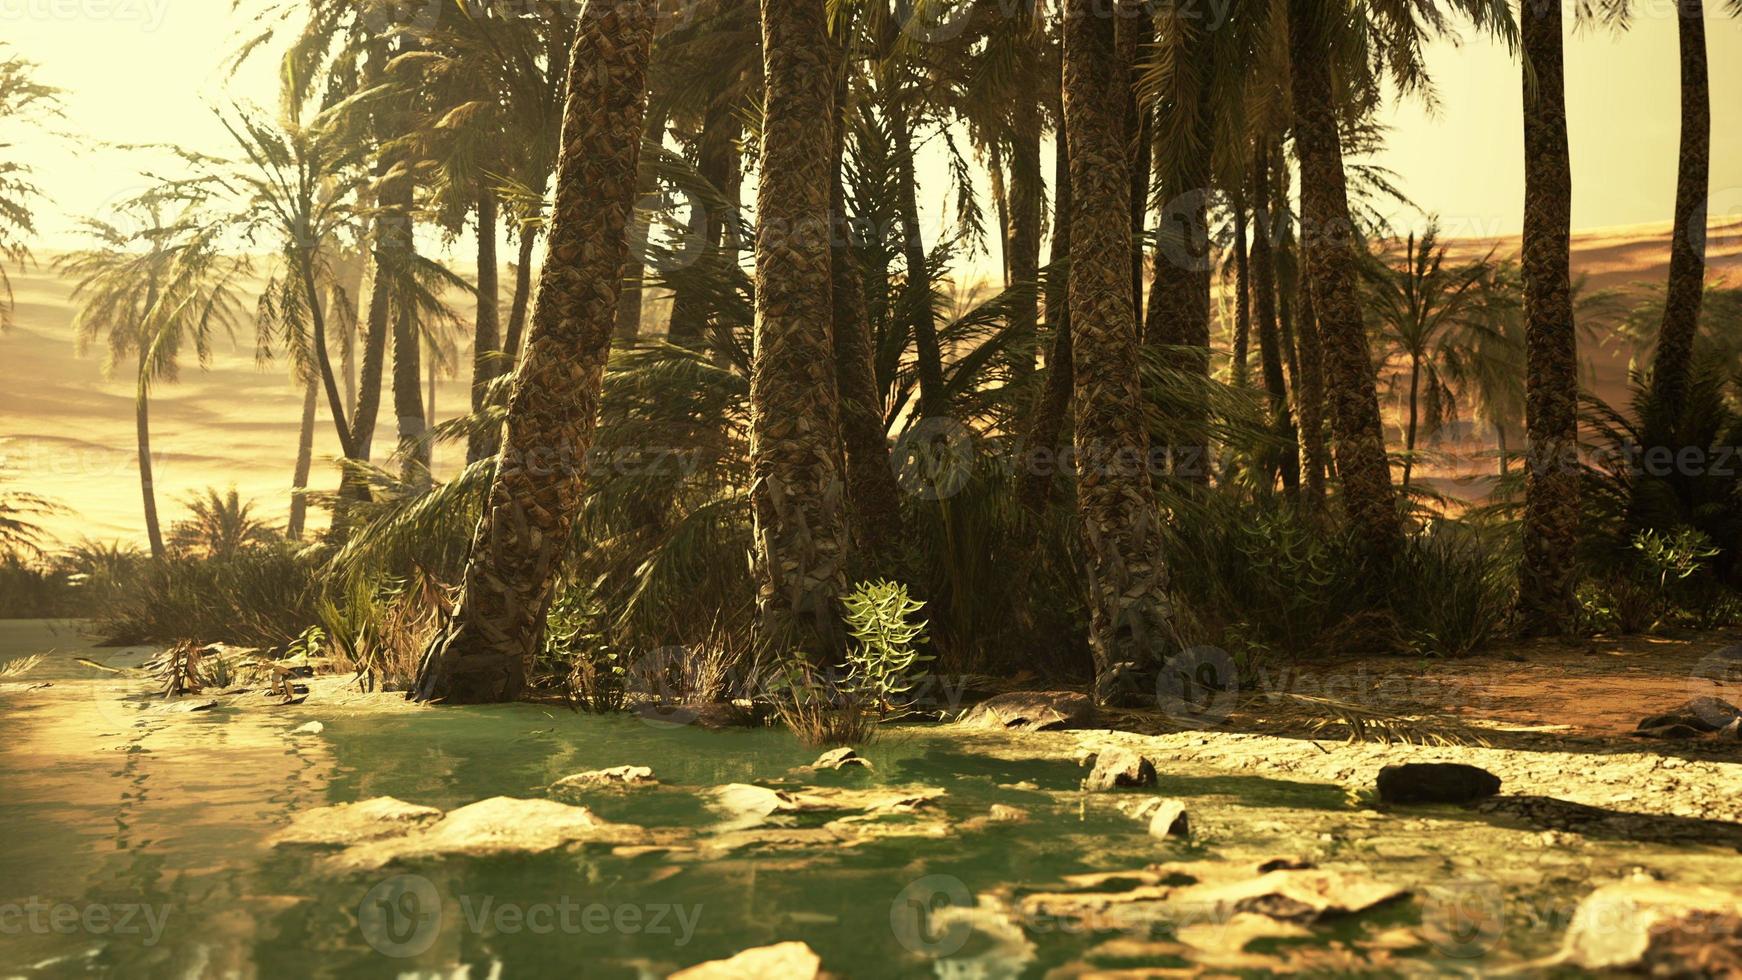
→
(614, 105, 670, 344)
(390, 219, 430, 486)
(1231, 188, 1251, 387)
(1287, 0, 1400, 558)
(1646, 0, 1710, 440)
(1518, 0, 1581, 633)
(748, 0, 853, 663)
(1118, 9, 1152, 324)
(668, 92, 743, 348)
(1294, 248, 1330, 506)
(413, 0, 659, 704)
(502, 227, 539, 370)
(289, 371, 318, 539)
(831, 61, 904, 573)
(135, 362, 165, 560)
(1251, 146, 1297, 497)
(1064, 0, 1175, 703)
(1403, 352, 1421, 490)
(1143, 25, 1214, 484)
(298, 253, 359, 462)
(891, 105, 947, 418)
(1021, 77, 1074, 514)
(468, 186, 503, 464)
(1007, 100, 1044, 382)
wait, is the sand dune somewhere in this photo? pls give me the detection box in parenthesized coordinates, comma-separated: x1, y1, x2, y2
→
(5, 218, 1741, 551)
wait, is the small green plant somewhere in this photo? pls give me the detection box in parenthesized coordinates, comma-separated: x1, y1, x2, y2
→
(1629, 527, 1720, 631)
(543, 586, 626, 712)
(841, 580, 931, 716)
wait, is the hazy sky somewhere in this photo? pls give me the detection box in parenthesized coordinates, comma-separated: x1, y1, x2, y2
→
(5, 0, 1742, 258)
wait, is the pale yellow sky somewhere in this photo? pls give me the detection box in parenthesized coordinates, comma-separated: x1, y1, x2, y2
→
(5, 1, 1741, 255)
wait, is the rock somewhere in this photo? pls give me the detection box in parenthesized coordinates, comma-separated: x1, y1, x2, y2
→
(1636, 697, 1742, 737)
(706, 783, 943, 830)
(550, 765, 656, 794)
(1173, 867, 1408, 923)
(291, 721, 324, 735)
(988, 804, 1029, 823)
(670, 941, 822, 980)
(1083, 747, 1156, 791)
(1144, 799, 1190, 839)
(1375, 763, 1501, 805)
(147, 698, 219, 714)
(270, 796, 443, 847)
(1557, 881, 1742, 973)
(809, 747, 871, 771)
(325, 797, 644, 871)
(959, 691, 1094, 732)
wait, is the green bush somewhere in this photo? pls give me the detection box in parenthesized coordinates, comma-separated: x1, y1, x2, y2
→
(91, 544, 324, 649)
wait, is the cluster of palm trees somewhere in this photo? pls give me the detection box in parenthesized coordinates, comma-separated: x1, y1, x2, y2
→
(14, 0, 1730, 702)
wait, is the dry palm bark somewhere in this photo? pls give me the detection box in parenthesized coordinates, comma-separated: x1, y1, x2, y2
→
(1286, 0, 1400, 558)
(468, 186, 503, 464)
(1250, 146, 1298, 498)
(1517, 0, 1581, 633)
(412, 0, 658, 704)
(1646, 0, 1710, 441)
(749, 0, 852, 661)
(830, 48, 904, 573)
(1063, 0, 1175, 703)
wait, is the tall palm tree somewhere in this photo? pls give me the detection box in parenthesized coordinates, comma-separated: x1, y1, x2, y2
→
(58, 198, 246, 559)
(413, 0, 659, 704)
(1063, 0, 1175, 703)
(1517, 0, 1580, 633)
(745, 0, 851, 662)
(1284, 0, 1402, 560)
(0, 48, 59, 331)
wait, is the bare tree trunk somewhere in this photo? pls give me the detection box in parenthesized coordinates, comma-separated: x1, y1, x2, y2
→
(413, 0, 658, 704)
(136, 359, 165, 560)
(289, 371, 318, 539)
(1518, 0, 1581, 633)
(668, 89, 743, 348)
(502, 228, 539, 370)
(1021, 76, 1074, 514)
(469, 186, 503, 464)
(1250, 145, 1297, 498)
(614, 105, 670, 344)
(891, 105, 947, 418)
(1287, 0, 1401, 559)
(749, 0, 852, 662)
(393, 279, 429, 485)
(1007, 99, 1044, 382)
(1294, 247, 1330, 506)
(1064, 0, 1175, 703)
(1646, 0, 1710, 440)
(1231, 187, 1251, 388)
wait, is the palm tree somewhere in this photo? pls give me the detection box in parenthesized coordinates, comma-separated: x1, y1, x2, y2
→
(1284, 0, 1402, 560)
(58, 196, 247, 559)
(167, 488, 279, 559)
(1517, 0, 1581, 633)
(413, 0, 659, 704)
(0, 48, 59, 331)
(745, 0, 851, 662)
(1361, 225, 1497, 490)
(1063, 0, 1175, 703)
(0, 473, 57, 560)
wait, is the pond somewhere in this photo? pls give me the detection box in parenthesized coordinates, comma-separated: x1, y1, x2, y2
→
(1, 620, 1737, 977)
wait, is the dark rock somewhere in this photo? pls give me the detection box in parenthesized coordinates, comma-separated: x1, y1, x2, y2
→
(1636, 697, 1742, 736)
(1376, 763, 1501, 805)
(959, 691, 1094, 732)
(1084, 747, 1156, 791)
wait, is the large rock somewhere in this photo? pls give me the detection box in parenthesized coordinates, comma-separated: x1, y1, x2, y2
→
(670, 941, 822, 979)
(959, 691, 1094, 732)
(270, 796, 443, 847)
(1375, 763, 1501, 805)
(1558, 881, 1742, 973)
(1173, 867, 1408, 923)
(1083, 747, 1156, 791)
(325, 797, 645, 871)
(550, 765, 656, 794)
(1636, 697, 1742, 738)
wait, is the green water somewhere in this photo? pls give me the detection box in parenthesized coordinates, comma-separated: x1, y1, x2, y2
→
(0, 619, 1735, 977)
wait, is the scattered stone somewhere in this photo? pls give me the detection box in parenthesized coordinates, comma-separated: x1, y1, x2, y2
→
(1144, 799, 1190, 839)
(1083, 747, 1156, 791)
(550, 765, 656, 794)
(959, 691, 1094, 732)
(1636, 697, 1742, 738)
(670, 941, 822, 980)
(987, 804, 1029, 823)
(809, 747, 871, 771)
(325, 797, 645, 871)
(1557, 881, 1742, 973)
(1376, 763, 1501, 805)
(291, 721, 324, 735)
(1174, 867, 1408, 923)
(705, 783, 944, 830)
(270, 796, 443, 847)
